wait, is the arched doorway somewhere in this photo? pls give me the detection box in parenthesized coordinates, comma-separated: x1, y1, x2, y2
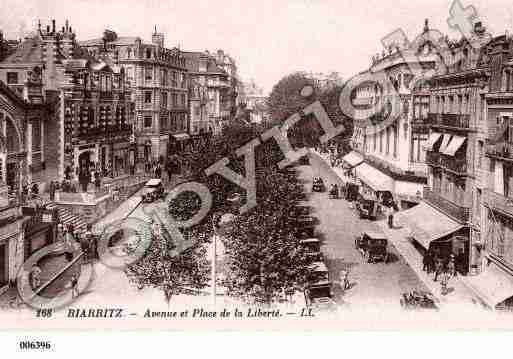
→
(78, 151, 92, 174)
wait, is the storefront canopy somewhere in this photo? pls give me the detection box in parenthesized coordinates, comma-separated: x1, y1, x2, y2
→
(463, 261, 513, 309)
(438, 134, 452, 153)
(442, 136, 466, 156)
(355, 163, 394, 192)
(395, 202, 463, 249)
(423, 132, 442, 151)
(173, 133, 190, 141)
(342, 151, 364, 168)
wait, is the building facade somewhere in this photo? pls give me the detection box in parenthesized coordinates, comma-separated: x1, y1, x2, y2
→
(350, 21, 438, 210)
(183, 51, 231, 136)
(60, 58, 133, 179)
(0, 78, 52, 293)
(80, 29, 189, 162)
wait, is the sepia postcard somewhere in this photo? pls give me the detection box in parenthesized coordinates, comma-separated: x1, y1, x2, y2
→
(1, 0, 513, 340)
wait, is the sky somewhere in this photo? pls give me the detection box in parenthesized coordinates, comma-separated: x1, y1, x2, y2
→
(1, 0, 513, 94)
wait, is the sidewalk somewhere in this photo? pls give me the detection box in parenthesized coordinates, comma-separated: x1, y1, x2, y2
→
(311, 148, 486, 311)
(377, 221, 483, 311)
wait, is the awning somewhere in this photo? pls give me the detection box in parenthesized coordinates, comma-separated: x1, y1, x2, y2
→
(355, 163, 394, 192)
(463, 261, 513, 309)
(342, 151, 364, 168)
(423, 132, 442, 151)
(395, 202, 464, 249)
(438, 134, 452, 153)
(173, 133, 190, 141)
(442, 136, 466, 156)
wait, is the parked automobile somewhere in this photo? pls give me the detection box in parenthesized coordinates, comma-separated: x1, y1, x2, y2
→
(400, 291, 438, 310)
(355, 197, 379, 220)
(294, 216, 316, 238)
(304, 280, 335, 310)
(141, 179, 165, 203)
(355, 230, 389, 263)
(312, 177, 325, 192)
(300, 238, 323, 260)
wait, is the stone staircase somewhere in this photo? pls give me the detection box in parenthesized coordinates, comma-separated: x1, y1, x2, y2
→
(46, 202, 88, 232)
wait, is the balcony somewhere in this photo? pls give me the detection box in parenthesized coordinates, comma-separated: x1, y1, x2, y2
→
(423, 187, 470, 223)
(486, 141, 513, 162)
(428, 113, 473, 131)
(483, 189, 513, 219)
(426, 151, 469, 175)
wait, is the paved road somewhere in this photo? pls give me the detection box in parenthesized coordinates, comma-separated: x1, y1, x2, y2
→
(298, 155, 430, 311)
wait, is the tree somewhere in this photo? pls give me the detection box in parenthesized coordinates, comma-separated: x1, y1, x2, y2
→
(220, 166, 318, 304)
(125, 214, 211, 304)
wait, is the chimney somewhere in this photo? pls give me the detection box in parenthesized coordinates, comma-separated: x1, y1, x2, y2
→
(151, 27, 164, 48)
(52, 19, 56, 34)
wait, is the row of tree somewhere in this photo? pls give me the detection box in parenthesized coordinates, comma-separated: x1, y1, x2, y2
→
(126, 71, 350, 304)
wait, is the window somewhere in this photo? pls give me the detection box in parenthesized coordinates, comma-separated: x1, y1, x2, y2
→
(180, 94, 186, 106)
(161, 91, 168, 108)
(145, 67, 153, 82)
(478, 140, 483, 169)
(195, 106, 201, 116)
(373, 132, 377, 151)
(7, 72, 18, 84)
(386, 127, 390, 154)
(379, 131, 383, 153)
(144, 91, 152, 104)
(144, 116, 152, 128)
(162, 69, 168, 86)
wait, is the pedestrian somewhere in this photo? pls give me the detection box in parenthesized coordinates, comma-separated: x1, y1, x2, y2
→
(30, 265, 42, 289)
(440, 270, 450, 295)
(422, 250, 432, 272)
(447, 254, 456, 278)
(340, 269, 350, 291)
(456, 249, 465, 275)
(387, 205, 394, 228)
(70, 274, 79, 298)
(434, 256, 443, 282)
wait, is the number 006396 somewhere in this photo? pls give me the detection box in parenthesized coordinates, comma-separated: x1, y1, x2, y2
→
(19, 341, 52, 350)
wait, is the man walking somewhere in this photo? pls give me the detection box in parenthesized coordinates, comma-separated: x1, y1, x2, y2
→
(387, 205, 394, 228)
(70, 274, 79, 298)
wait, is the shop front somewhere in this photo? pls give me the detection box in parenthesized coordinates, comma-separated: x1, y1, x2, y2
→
(396, 201, 469, 273)
(22, 207, 57, 260)
(111, 142, 131, 178)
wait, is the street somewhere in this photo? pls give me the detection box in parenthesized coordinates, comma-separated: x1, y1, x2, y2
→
(300, 154, 430, 310)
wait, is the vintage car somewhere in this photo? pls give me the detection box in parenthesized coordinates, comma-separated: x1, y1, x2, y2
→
(294, 216, 316, 238)
(141, 179, 165, 203)
(300, 238, 323, 260)
(400, 290, 438, 310)
(289, 205, 310, 218)
(354, 230, 389, 263)
(304, 279, 336, 310)
(355, 197, 379, 220)
(312, 177, 325, 192)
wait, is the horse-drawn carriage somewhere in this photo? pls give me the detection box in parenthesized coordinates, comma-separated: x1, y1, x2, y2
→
(400, 290, 438, 310)
(354, 230, 389, 263)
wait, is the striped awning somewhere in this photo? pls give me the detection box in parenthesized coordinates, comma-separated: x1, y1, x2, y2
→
(423, 132, 442, 151)
(443, 136, 466, 156)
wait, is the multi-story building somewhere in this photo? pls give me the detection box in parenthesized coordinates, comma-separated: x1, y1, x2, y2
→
(0, 76, 54, 294)
(349, 21, 438, 210)
(212, 49, 239, 117)
(80, 28, 189, 162)
(239, 79, 268, 123)
(0, 31, 19, 62)
(183, 51, 231, 136)
(462, 34, 513, 309)
(60, 58, 133, 179)
(188, 79, 209, 135)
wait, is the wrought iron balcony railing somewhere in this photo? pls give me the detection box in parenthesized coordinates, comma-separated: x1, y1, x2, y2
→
(426, 151, 468, 175)
(486, 141, 513, 161)
(428, 113, 472, 130)
(423, 187, 470, 223)
(483, 189, 513, 219)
